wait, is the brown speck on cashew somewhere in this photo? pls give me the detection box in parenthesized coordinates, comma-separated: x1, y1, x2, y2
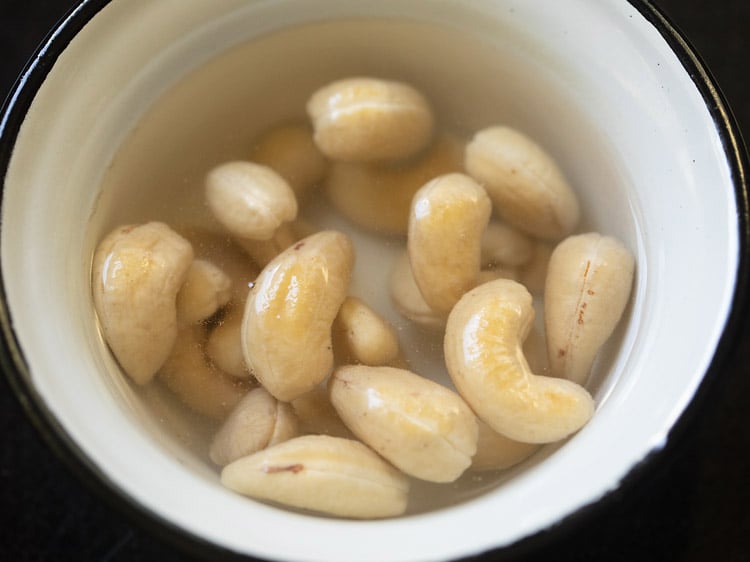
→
(263, 464, 304, 474)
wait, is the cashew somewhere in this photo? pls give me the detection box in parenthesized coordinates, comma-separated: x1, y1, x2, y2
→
(205, 310, 252, 379)
(330, 365, 478, 483)
(249, 122, 328, 201)
(388, 251, 444, 330)
(158, 325, 251, 420)
(325, 134, 464, 235)
(209, 387, 298, 466)
(518, 242, 553, 296)
(175, 259, 232, 324)
(307, 77, 434, 163)
(465, 126, 579, 240)
(221, 434, 409, 519)
(205, 160, 298, 241)
(242, 230, 354, 401)
(544, 232, 635, 385)
(291, 386, 354, 439)
(333, 296, 400, 366)
(444, 279, 594, 443)
(471, 420, 540, 472)
(408, 173, 492, 315)
(481, 221, 535, 268)
(92, 222, 194, 385)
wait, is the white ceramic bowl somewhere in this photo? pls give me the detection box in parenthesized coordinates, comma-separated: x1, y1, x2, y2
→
(1, 1, 747, 561)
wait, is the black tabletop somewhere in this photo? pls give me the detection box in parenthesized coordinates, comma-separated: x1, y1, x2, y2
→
(2, 1, 750, 561)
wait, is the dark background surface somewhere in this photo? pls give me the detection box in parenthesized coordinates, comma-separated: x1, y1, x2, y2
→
(1, 1, 749, 561)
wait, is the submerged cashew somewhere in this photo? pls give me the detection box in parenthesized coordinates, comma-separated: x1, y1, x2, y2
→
(544, 232, 635, 385)
(92, 222, 194, 385)
(158, 326, 251, 420)
(330, 365, 478, 483)
(481, 221, 535, 268)
(465, 126, 579, 240)
(325, 134, 464, 235)
(221, 434, 409, 519)
(176, 259, 232, 324)
(249, 123, 328, 201)
(205, 161, 298, 241)
(291, 386, 353, 439)
(209, 387, 298, 466)
(333, 296, 400, 366)
(408, 173, 492, 315)
(471, 420, 540, 472)
(307, 77, 434, 163)
(444, 279, 594, 443)
(389, 252, 444, 330)
(205, 310, 252, 379)
(242, 231, 354, 401)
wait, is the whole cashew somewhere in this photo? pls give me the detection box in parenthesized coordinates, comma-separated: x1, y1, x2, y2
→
(544, 232, 635, 385)
(205, 310, 252, 379)
(92, 222, 194, 385)
(175, 259, 232, 324)
(465, 126, 579, 240)
(408, 173, 492, 315)
(332, 296, 401, 366)
(242, 230, 354, 402)
(444, 279, 594, 443)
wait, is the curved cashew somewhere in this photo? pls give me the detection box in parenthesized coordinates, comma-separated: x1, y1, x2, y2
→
(307, 77, 434, 163)
(205, 310, 252, 379)
(325, 134, 464, 235)
(389, 252, 445, 330)
(158, 325, 251, 420)
(175, 259, 232, 324)
(242, 230, 354, 402)
(465, 126, 579, 240)
(444, 279, 594, 443)
(544, 232, 635, 385)
(209, 387, 298, 466)
(481, 221, 535, 268)
(333, 296, 401, 366)
(471, 420, 540, 472)
(221, 434, 409, 519)
(408, 173, 492, 315)
(205, 160, 298, 241)
(330, 365, 478, 483)
(92, 222, 194, 385)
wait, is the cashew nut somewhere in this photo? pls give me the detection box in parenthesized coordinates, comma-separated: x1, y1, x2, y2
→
(325, 134, 464, 235)
(249, 122, 328, 201)
(330, 365, 478, 483)
(92, 222, 194, 385)
(481, 221, 535, 268)
(175, 259, 232, 324)
(291, 386, 354, 439)
(209, 387, 298, 466)
(465, 126, 580, 240)
(471, 420, 540, 472)
(333, 296, 401, 366)
(388, 252, 444, 330)
(444, 279, 594, 443)
(544, 232, 635, 385)
(158, 325, 251, 420)
(307, 77, 434, 163)
(205, 310, 252, 379)
(221, 434, 409, 519)
(408, 173, 492, 315)
(242, 230, 354, 402)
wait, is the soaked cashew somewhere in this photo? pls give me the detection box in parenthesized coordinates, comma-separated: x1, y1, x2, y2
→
(408, 173, 492, 315)
(325, 134, 464, 235)
(333, 296, 400, 366)
(444, 279, 594, 443)
(209, 387, 298, 466)
(330, 365, 478, 483)
(544, 232, 635, 385)
(388, 252, 444, 330)
(221, 434, 409, 518)
(291, 386, 354, 439)
(249, 123, 328, 201)
(481, 221, 535, 268)
(465, 126, 579, 240)
(242, 231, 354, 402)
(205, 161, 298, 241)
(92, 222, 194, 385)
(158, 326, 251, 420)
(307, 77, 434, 163)
(471, 420, 540, 472)
(175, 259, 232, 324)
(205, 311, 252, 379)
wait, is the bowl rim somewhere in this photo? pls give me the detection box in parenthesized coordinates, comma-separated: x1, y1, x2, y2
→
(0, 0, 748, 560)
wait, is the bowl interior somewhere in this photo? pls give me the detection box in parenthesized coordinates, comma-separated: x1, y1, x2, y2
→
(1, 1, 740, 561)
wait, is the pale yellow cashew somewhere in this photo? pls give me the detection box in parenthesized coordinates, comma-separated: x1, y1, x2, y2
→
(209, 387, 298, 466)
(175, 259, 232, 324)
(221, 434, 409, 519)
(307, 77, 434, 163)
(92, 222, 194, 385)
(465, 126, 579, 240)
(408, 173, 492, 315)
(205, 310, 252, 380)
(241, 230, 354, 402)
(332, 296, 401, 366)
(471, 420, 540, 472)
(544, 232, 635, 385)
(330, 365, 478, 483)
(444, 279, 594, 443)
